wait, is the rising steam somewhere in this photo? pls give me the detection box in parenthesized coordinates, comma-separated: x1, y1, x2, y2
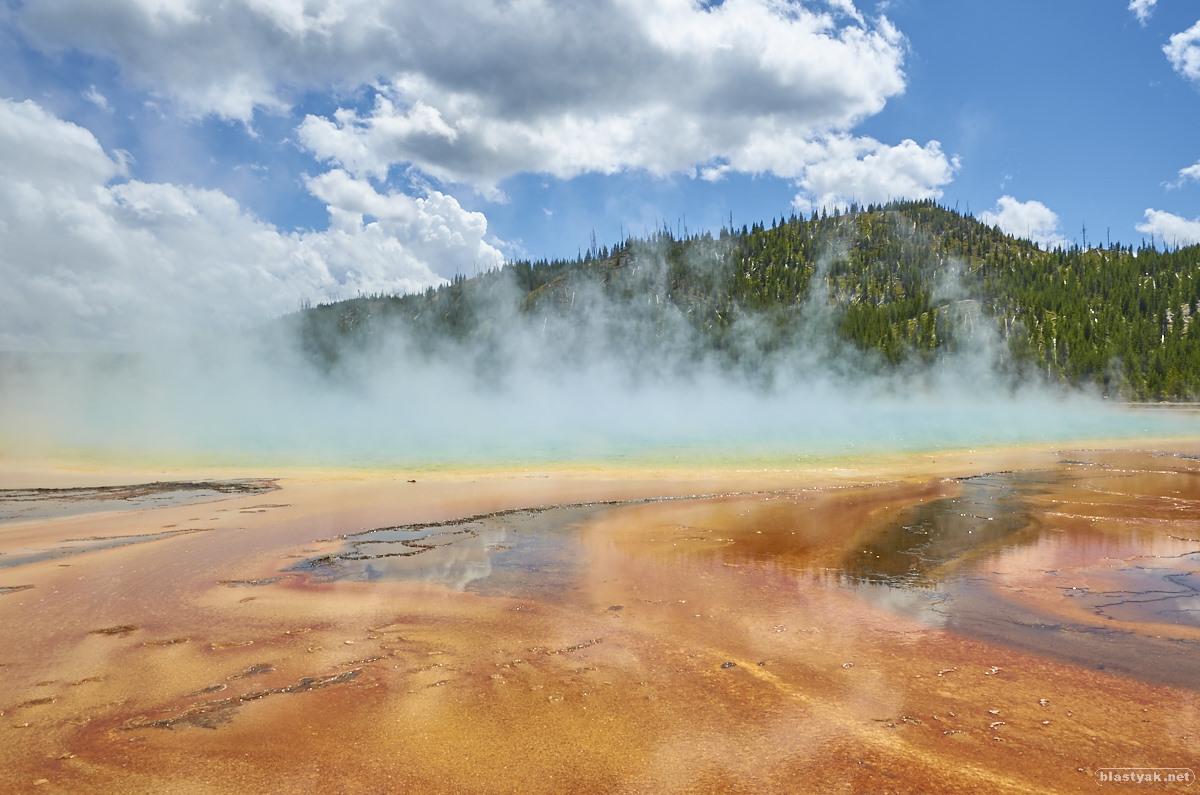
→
(2, 232, 1196, 469)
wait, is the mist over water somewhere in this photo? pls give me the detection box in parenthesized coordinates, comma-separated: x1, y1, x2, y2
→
(4, 242, 1200, 470)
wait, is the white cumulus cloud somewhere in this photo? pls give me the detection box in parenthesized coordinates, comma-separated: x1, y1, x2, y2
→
(1165, 21, 1200, 83)
(979, 196, 1070, 250)
(293, 1, 911, 193)
(1167, 159, 1200, 189)
(1129, 0, 1156, 25)
(304, 168, 503, 281)
(1136, 209, 1200, 248)
(0, 98, 503, 349)
(3, 0, 964, 349)
(14, 0, 924, 192)
(792, 136, 959, 213)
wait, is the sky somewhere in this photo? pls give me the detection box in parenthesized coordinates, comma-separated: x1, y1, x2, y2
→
(2, 0, 1200, 350)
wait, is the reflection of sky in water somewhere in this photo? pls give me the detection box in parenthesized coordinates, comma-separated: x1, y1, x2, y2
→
(828, 575, 951, 628)
(838, 465, 1200, 618)
(839, 471, 1052, 589)
(0, 529, 206, 569)
(353, 525, 510, 591)
(289, 459, 1200, 689)
(836, 460, 1200, 690)
(291, 506, 603, 599)
(299, 466, 1199, 619)
(0, 481, 274, 524)
(1056, 556, 1200, 631)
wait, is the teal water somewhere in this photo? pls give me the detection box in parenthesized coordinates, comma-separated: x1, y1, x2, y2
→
(4, 348, 1200, 471)
(6, 398, 1199, 471)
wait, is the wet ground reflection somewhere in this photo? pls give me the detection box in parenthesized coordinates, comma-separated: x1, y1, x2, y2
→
(840, 470, 1054, 588)
(288, 504, 613, 597)
(5, 454, 1200, 792)
(840, 457, 1200, 690)
(0, 480, 276, 523)
(293, 453, 1200, 692)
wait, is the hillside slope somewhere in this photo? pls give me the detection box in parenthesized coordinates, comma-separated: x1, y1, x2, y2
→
(286, 200, 1200, 400)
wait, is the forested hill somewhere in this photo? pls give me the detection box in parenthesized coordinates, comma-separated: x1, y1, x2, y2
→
(286, 200, 1200, 401)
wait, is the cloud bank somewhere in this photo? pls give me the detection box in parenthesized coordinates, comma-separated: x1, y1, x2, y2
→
(0, 0, 968, 348)
(291, 1, 911, 194)
(14, 0, 954, 206)
(0, 98, 502, 348)
(19, 0, 907, 138)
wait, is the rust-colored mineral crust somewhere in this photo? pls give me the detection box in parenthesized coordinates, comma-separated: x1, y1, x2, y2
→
(1, 449, 1197, 793)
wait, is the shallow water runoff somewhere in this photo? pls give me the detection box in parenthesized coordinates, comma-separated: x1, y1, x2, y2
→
(294, 449, 1200, 692)
(3, 446, 1199, 792)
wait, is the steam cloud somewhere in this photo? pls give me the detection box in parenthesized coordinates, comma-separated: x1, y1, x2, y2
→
(3, 233, 1193, 470)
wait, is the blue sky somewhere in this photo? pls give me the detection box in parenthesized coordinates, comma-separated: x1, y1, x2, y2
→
(1, 0, 1199, 348)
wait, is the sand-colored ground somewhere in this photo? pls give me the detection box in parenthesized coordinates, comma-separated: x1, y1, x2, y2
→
(1, 446, 1197, 793)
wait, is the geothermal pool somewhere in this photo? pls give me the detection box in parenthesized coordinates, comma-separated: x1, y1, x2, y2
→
(0, 447, 1197, 792)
